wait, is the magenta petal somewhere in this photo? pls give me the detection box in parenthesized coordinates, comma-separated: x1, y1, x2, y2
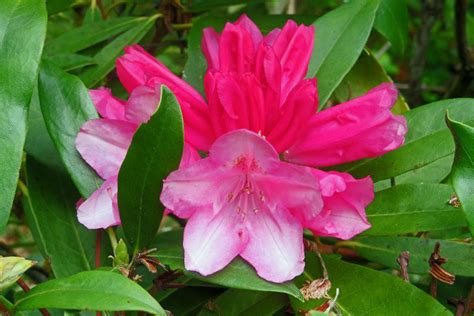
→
(285, 83, 408, 166)
(76, 119, 138, 179)
(219, 22, 256, 74)
(235, 14, 263, 47)
(184, 206, 246, 276)
(309, 170, 373, 240)
(124, 85, 160, 124)
(241, 205, 304, 282)
(77, 177, 120, 229)
(202, 28, 220, 71)
(89, 88, 125, 120)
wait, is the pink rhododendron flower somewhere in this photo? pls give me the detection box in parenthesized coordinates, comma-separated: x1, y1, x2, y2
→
(76, 14, 408, 282)
(161, 129, 322, 282)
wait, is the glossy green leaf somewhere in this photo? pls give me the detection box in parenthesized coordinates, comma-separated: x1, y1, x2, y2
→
(14, 271, 165, 314)
(349, 237, 474, 276)
(44, 54, 96, 72)
(292, 254, 451, 315)
(0, 0, 46, 232)
(151, 230, 304, 300)
(364, 183, 467, 235)
(118, 86, 184, 252)
(374, 0, 408, 54)
(44, 17, 145, 55)
(80, 15, 159, 87)
(198, 289, 287, 316)
(339, 98, 474, 183)
(23, 157, 95, 278)
(38, 61, 102, 198)
(334, 49, 409, 114)
(309, 0, 380, 106)
(446, 115, 474, 236)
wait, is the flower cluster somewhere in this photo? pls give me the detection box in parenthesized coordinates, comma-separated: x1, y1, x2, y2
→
(76, 15, 407, 282)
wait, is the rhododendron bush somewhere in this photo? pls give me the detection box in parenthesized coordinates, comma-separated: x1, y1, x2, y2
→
(0, 0, 473, 315)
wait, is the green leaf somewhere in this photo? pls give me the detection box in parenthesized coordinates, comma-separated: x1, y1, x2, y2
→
(44, 54, 96, 72)
(374, 0, 408, 54)
(197, 289, 287, 316)
(38, 61, 102, 198)
(44, 17, 145, 55)
(364, 183, 467, 235)
(334, 49, 409, 114)
(80, 15, 159, 87)
(14, 271, 165, 315)
(186, 0, 264, 12)
(151, 230, 304, 301)
(0, 0, 46, 232)
(160, 287, 221, 315)
(309, 0, 380, 106)
(339, 98, 474, 184)
(446, 115, 474, 236)
(118, 86, 184, 252)
(348, 237, 474, 276)
(23, 157, 95, 278)
(292, 254, 451, 315)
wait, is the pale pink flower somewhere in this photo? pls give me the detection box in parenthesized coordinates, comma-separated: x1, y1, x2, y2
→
(161, 129, 322, 282)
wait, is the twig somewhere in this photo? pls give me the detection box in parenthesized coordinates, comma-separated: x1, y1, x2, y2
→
(445, 0, 474, 97)
(17, 278, 50, 316)
(406, 0, 446, 106)
(397, 251, 410, 282)
(429, 242, 455, 297)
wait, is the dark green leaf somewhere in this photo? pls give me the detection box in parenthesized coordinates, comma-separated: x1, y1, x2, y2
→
(0, 0, 46, 232)
(44, 54, 96, 72)
(151, 230, 304, 300)
(292, 254, 451, 315)
(374, 0, 408, 54)
(364, 183, 467, 235)
(349, 237, 474, 276)
(14, 271, 165, 314)
(187, 0, 264, 12)
(446, 115, 474, 236)
(46, 0, 73, 15)
(23, 157, 95, 278)
(334, 49, 409, 114)
(118, 86, 184, 252)
(80, 15, 159, 87)
(197, 289, 287, 316)
(38, 61, 102, 198)
(161, 287, 222, 315)
(309, 0, 380, 106)
(339, 98, 474, 184)
(44, 17, 145, 55)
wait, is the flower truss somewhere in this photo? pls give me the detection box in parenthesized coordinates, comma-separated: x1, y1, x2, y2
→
(76, 15, 407, 282)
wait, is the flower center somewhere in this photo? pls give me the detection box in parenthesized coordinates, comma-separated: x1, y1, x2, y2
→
(227, 175, 265, 221)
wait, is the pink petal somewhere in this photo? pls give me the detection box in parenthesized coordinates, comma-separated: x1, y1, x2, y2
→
(285, 83, 408, 166)
(161, 158, 238, 219)
(235, 14, 263, 48)
(272, 21, 314, 100)
(241, 205, 304, 282)
(89, 88, 125, 120)
(77, 177, 120, 229)
(209, 129, 279, 169)
(180, 143, 201, 168)
(183, 205, 247, 276)
(254, 162, 323, 227)
(266, 79, 318, 152)
(76, 119, 138, 179)
(124, 85, 160, 124)
(202, 28, 220, 71)
(309, 170, 373, 240)
(218, 22, 256, 74)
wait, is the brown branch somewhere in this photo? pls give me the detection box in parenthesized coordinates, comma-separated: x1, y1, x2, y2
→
(17, 278, 50, 316)
(406, 0, 446, 106)
(397, 251, 410, 282)
(445, 0, 474, 97)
